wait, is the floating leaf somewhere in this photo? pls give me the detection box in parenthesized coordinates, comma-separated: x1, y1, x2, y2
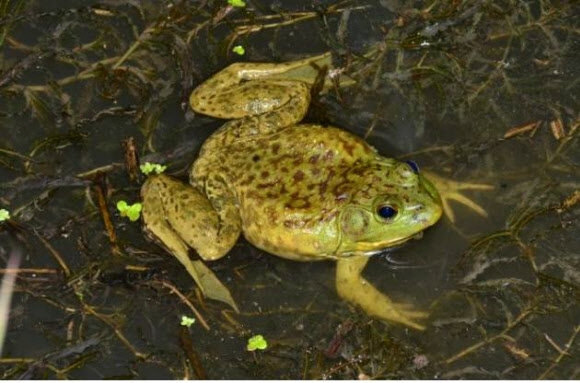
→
(140, 162, 167, 175)
(116, 201, 142, 221)
(232, 45, 245, 55)
(180, 315, 196, 327)
(247, 335, 268, 351)
(0, 209, 10, 222)
(228, 0, 246, 8)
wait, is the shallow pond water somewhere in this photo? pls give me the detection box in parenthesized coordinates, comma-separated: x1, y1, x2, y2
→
(0, 0, 579, 379)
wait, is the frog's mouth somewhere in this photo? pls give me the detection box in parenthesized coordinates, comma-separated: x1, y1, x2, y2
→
(340, 230, 426, 256)
(412, 232, 424, 240)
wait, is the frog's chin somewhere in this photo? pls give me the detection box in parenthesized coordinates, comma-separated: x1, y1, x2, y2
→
(338, 230, 426, 257)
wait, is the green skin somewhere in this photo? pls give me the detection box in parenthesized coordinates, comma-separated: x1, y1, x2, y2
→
(141, 53, 444, 330)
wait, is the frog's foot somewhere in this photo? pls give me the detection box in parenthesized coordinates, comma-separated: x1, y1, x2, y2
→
(257, 52, 355, 90)
(421, 170, 494, 223)
(336, 257, 428, 331)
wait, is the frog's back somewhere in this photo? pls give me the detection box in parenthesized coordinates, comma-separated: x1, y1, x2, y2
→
(192, 124, 377, 185)
(190, 124, 381, 259)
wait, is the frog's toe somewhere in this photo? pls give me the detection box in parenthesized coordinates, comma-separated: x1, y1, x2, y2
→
(441, 191, 489, 223)
(422, 170, 494, 223)
(388, 311, 427, 331)
(392, 303, 430, 319)
(336, 258, 429, 330)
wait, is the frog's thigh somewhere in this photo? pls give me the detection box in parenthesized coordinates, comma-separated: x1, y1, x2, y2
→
(197, 174, 243, 259)
(142, 175, 192, 263)
(143, 175, 241, 261)
(192, 79, 311, 122)
(335, 257, 428, 331)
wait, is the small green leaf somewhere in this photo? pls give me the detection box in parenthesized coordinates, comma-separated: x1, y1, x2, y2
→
(140, 162, 167, 175)
(126, 203, 142, 221)
(0, 209, 10, 222)
(228, 0, 246, 7)
(232, 45, 245, 55)
(180, 315, 196, 327)
(117, 201, 142, 221)
(247, 335, 268, 351)
(116, 200, 128, 212)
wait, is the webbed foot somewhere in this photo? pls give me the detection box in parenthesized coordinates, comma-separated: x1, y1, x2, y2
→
(336, 256, 427, 330)
(422, 170, 494, 223)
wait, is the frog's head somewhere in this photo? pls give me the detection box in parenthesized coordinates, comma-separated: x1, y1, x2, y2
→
(336, 159, 442, 256)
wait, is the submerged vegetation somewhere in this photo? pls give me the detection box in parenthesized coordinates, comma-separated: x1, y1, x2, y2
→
(0, 0, 578, 379)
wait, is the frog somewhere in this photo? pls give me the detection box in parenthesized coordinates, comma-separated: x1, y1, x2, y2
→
(141, 53, 489, 330)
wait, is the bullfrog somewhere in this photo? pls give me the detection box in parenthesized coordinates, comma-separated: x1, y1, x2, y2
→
(141, 53, 483, 330)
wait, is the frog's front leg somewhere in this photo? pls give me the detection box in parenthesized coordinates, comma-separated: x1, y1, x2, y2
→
(141, 174, 241, 261)
(335, 257, 428, 331)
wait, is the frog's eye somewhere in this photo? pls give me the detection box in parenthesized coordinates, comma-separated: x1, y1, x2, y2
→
(405, 160, 420, 174)
(377, 205, 398, 220)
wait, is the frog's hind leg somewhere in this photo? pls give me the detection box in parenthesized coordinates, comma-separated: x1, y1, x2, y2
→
(190, 53, 331, 117)
(141, 174, 241, 261)
(190, 54, 337, 124)
(193, 78, 311, 129)
(192, 77, 313, 153)
(335, 257, 428, 330)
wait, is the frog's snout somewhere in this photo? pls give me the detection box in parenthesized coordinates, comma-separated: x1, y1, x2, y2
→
(410, 201, 442, 227)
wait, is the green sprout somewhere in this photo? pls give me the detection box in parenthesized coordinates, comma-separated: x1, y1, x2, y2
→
(247, 335, 268, 351)
(228, 0, 246, 7)
(116, 201, 142, 222)
(180, 315, 196, 327)
(232, 45, 245, 55)
(140, 162, 167, 176)
(0, 209, 10, 222)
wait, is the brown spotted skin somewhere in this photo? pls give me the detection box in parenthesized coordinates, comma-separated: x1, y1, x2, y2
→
(143, 53, 442, 262)
(190, 122, 443, 261)
(141, 54, 444, 330)
(192, 124, 378, 260)
(142, 172, 241, 261)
